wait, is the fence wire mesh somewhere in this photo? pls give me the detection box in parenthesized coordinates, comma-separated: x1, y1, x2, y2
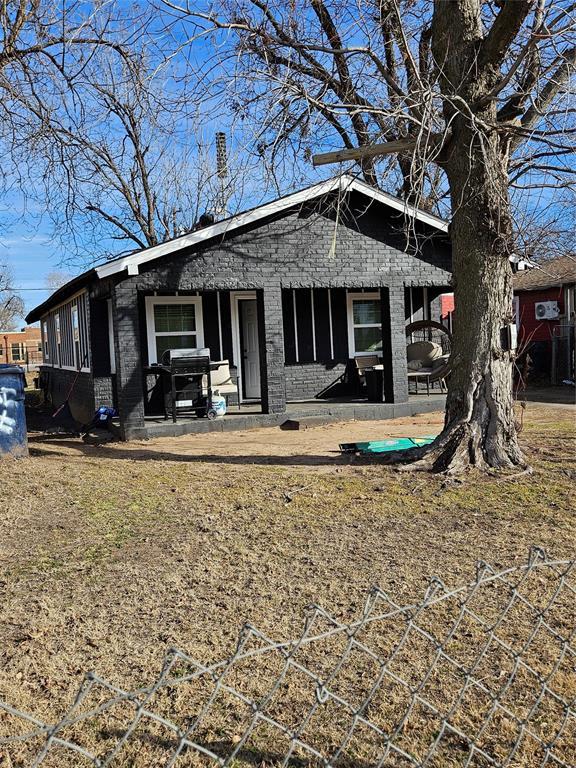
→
(1, 547, 575, 767)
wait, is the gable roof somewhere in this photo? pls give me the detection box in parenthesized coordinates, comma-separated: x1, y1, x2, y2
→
(514, 255, 576, 292)
(26, 174, 448, 323)
(94, 174, 449, 280)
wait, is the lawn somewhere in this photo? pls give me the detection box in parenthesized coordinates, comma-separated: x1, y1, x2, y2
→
(0, 404, 574, 766)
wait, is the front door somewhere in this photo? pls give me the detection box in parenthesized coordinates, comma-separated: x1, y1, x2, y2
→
(240, 299, 261, 399)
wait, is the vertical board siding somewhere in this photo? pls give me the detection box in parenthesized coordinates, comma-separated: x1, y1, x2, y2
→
(40, 291, 91, 371)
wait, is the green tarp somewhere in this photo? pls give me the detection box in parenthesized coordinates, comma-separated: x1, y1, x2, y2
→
(340, 436, 436, 455)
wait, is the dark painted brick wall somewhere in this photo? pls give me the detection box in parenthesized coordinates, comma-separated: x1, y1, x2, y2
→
(97, 197, 451, 432)
(40, 367, 95, 425)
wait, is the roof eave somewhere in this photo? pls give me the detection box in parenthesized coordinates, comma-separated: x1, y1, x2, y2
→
(25, 269, 96, 323)
(95, 175, 449, 280)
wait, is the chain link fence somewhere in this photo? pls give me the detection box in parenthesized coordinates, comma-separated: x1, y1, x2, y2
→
(1, 547, 574, 767)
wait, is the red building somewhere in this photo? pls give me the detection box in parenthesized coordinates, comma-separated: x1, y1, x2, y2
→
(0, 326, 43, 368)
(513, 256, 576, 383)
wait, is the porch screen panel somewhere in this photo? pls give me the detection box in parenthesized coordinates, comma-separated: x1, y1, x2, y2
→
(218, 291, 234, 363)
(312, 289, 332, 360)
(295, 289, 314, 362)
(281, 290, 296, 364)
(330, 288, 349, 360)
(202, 292, 221, 360)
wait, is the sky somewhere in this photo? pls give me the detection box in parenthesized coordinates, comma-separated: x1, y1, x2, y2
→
(1, 230, 55, 326)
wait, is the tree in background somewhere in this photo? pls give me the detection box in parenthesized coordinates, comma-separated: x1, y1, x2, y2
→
(169, 0, 574, 472)
(0, 265, 24, 330)
(1, 2, 267, 264)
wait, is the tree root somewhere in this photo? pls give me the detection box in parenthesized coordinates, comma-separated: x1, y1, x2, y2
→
(377, 420, 529, 476)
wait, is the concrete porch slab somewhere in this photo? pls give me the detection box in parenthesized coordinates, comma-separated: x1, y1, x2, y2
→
(129, 395, 446, 440)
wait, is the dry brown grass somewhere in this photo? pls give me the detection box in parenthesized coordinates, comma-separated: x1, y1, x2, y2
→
(0, 404, 574, 766)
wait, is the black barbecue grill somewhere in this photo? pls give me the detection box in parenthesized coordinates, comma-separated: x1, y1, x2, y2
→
(148, 349, 214, 422)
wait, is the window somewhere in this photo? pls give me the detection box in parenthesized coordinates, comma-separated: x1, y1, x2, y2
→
(145, 296, 204, 364)
(11, 343, 24, 361)
(55, 313, 61, 365)
(347, 292, 382, 357)
(37, 342, 42, 352)
(0, 345, 3, 356)
(41, 320, 50, 361)
(71, 304, 80, 368)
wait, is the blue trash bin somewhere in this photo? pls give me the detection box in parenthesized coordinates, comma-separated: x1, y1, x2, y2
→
(0, 365, 28, 457)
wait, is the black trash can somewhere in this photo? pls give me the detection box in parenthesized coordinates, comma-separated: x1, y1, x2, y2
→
(0, 365, 28, 457)
(365, 366, 385, 402)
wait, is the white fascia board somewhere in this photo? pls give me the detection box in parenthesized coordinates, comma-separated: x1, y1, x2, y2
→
(95, 174, 449, 279)
(347, 177, 449, 233)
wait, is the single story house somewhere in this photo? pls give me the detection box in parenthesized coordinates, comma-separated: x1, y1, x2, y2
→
(26, 174, 453, 439)
(513, 255, 576, 383)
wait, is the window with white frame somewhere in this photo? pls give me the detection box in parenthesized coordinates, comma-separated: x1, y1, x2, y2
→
(145, 296, 204, 364)
(71, 304, 80, 368)
(347, 292, 382, 357)
(55, 313, 61, 365)
(41, 320, 49, 361)
(11, 342, 24, 361)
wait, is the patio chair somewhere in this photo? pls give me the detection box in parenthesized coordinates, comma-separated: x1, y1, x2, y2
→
(405, 321, 452, 396)
(202, 360, 239, 405)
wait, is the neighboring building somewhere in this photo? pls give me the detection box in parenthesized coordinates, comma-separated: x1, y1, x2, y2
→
(26, 174, 453, 439)
(0, 326, 43, 367)
(513, 255, 576, 383)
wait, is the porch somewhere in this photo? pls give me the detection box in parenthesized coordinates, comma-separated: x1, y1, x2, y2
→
(136, 393, 446, 439)
(108, 283, 452, 440)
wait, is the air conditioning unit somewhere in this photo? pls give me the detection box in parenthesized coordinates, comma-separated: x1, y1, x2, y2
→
(534, 301, 560, 320)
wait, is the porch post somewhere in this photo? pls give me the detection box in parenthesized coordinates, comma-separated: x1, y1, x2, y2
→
(257, 286, 286, 413)
(380, 284, 409, 403)
(111, 283, 146, 438)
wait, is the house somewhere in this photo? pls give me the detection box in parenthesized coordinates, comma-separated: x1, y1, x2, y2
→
(26, 175, 453, 439)
(513, 255, 576, 383)
(0, 326, 42, 368)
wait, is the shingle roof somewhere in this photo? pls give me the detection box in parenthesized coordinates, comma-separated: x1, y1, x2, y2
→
(514, 255, 576, 292)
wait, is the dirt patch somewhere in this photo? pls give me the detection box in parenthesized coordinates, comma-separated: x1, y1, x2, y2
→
(0, 404, 574, 765)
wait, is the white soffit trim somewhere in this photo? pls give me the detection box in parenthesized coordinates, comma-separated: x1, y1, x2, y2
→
(95, 175, 449, 279)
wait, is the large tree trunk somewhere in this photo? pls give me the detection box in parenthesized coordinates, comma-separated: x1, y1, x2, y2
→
(392, 0, 527, 473)
(430, 136, 525, 472)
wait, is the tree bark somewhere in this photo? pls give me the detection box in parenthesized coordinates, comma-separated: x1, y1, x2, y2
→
(395, 0, 528, 473)
(430, 133, 525, 472)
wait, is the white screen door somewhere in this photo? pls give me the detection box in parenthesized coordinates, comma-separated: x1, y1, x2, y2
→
(240, 299, 261, 398)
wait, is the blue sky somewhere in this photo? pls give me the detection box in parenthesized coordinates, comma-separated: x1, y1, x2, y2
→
(1, 224, 58, 326)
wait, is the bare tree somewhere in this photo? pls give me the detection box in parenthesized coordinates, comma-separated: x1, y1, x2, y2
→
(44, 270, 73, 291)
(1, 5, 258, 263)
(0, 264, 24, 330)
(168, 0, 574, 472)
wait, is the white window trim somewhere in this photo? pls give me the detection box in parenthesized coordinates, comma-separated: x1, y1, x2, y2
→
(346, 291, 382, 357)
(41, 320, 50, 362)
(145, 295, 205, 364)
(55, 312, 62, 367)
